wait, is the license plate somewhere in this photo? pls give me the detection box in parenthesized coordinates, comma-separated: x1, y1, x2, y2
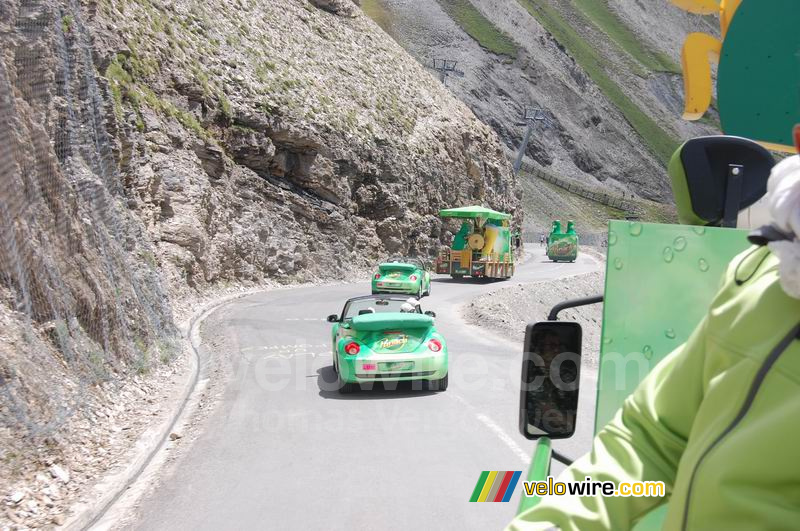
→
(379, 361, 414, 372)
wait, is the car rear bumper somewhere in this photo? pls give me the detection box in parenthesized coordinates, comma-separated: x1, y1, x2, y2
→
(339, 350, 447, 383)
(371, 280, 419, 294)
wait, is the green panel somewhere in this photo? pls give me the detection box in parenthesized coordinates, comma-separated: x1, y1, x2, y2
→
(596, 221, 750, 431)
(717, 0, 800, 149)
(597, 222, 750, 529)
(547, 234, 579, 260)
(518, 437, 552, 515)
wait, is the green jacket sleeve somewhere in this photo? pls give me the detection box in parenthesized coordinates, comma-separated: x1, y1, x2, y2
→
(508, 317, 710, 531)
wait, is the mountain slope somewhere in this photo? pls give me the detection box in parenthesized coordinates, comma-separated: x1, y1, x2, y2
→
(361, 0, 720, 214)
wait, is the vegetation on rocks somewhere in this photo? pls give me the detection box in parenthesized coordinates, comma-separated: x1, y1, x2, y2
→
(516, 0, 680, 165)
(436, 0, 518, 58)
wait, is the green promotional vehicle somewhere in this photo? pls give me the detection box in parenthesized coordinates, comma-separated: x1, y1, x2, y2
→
(434, 205, 516, 279)
(327, 295, 448, 393)
(547, 220, 579, 262)
(371, 257, 431, 297)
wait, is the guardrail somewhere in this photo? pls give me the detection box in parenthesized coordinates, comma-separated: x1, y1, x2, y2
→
(508, 150, 642, 215)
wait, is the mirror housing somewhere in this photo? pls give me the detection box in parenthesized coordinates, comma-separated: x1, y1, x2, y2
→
(424, 311, 436, 318)
(327, 314, 339, 323)
(519, 321, 582, 440)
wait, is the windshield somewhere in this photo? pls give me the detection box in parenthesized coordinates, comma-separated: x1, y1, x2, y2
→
(342, 297, 422, 320)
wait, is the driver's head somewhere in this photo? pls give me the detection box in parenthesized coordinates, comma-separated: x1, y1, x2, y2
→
(536, 331, 562, 361)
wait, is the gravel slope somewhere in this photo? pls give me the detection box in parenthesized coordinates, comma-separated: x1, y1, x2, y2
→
(462, 258, 605, 366)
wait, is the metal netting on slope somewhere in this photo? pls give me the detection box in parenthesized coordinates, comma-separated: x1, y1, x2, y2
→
(0, 0, 179, 437)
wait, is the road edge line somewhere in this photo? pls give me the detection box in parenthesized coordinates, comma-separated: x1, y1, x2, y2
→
(64, 288, 266, 531)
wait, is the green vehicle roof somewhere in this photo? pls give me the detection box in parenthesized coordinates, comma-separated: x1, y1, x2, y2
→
(438, 205, 511, 221)
(350, 313, 434, 331)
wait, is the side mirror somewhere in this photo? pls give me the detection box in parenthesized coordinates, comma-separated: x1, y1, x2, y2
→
(519, 321, 582, 440)
(424, 311, 436, 318)
(327, 314, 339, 323)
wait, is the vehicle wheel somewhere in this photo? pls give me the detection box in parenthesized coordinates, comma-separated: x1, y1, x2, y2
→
(418, 284, 424, 298)
(338, 371, 358, 394)
(429, 373, 448, 392)
(425, 281, 431, 296)
(332, 354, 338, 374)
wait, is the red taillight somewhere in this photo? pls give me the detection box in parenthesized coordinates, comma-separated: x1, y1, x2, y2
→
(428, 339, 442, 352)
(374, 273, 381, 279)
(344, 342, 360, 355)
(410, 275, 417, 281)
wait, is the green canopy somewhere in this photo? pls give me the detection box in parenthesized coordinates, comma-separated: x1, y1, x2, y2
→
(438, 206, 511, 221)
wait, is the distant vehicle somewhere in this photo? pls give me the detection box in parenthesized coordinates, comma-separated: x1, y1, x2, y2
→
(327, 295, 448, 394)
(547, 220, 579, 262)
(434, 205, 515, 280)
(372, 257, 431, 297)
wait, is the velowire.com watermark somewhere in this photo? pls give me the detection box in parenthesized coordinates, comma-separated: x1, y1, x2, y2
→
(524, 476, 665, 498)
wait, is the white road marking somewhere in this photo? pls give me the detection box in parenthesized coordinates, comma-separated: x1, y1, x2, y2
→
(450, 393, 531, 466)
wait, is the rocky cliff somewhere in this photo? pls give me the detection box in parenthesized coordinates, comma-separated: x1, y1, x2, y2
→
(94, 0, 519, 296)
(0, 0, 519, 520)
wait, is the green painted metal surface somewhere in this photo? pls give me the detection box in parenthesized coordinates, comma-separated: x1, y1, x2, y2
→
(595, 221, 751, 430)
(717, 0, 800, 150)
(596, 221, 751, 529)
(518, 437, 552, 515)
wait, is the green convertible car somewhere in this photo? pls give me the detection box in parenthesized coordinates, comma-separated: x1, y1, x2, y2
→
(371, 257, 431, 297)
(327, 294, 448, 393)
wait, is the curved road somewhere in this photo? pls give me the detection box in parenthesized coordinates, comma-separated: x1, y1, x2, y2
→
(128, 253, 599, 530)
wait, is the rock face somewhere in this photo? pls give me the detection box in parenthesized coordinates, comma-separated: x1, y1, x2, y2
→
(0, 0, 520, 485)
(310, 0, 360, 17)
(92, 0, 520, 297)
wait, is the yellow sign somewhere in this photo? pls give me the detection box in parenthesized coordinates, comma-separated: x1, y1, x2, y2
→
(379, 335, 408, 350)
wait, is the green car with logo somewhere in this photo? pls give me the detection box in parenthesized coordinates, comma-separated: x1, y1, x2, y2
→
(327, 295, 448, 393)
(371, 257, 432, 297)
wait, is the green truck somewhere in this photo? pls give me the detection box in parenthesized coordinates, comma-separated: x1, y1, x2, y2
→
(434, 205, 516, 280)
(547, 220, 578, 262)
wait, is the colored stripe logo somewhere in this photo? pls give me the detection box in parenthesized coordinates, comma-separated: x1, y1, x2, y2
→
(470, 471, 521, 502)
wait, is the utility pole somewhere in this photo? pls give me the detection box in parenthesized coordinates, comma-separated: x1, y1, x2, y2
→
(513, 106, 550, 175)
(430, 59, 464, 87)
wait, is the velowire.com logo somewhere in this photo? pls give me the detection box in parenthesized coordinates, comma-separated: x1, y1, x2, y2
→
(469, 471, 522, 503)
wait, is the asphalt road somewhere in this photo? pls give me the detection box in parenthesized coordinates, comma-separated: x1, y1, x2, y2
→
(129, 254, 600, 531)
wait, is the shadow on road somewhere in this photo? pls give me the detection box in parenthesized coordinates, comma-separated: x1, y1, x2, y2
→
(316, 366, 438, 400)
(431, 276, 505, 285)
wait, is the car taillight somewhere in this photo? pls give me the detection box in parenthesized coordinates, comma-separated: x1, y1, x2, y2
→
(344, 342, 360, 355)
(410, 275, 417, 281)
(428, 339, 442, 352)
(374, 273, 381, 279)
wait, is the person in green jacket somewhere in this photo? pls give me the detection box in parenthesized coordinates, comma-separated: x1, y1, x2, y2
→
(509, 154, 800, 530)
